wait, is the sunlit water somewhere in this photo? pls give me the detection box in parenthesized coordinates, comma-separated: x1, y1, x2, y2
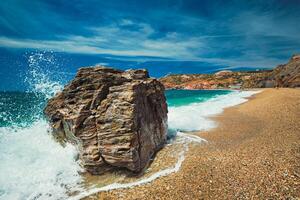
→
(0, 52, 259, 200)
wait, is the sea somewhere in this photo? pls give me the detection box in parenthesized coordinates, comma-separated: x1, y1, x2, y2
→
(0, 53, 259, 200)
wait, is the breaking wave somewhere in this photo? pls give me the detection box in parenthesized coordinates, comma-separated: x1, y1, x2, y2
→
(168, 90, 260, 131)
(0, 52, 82, 200)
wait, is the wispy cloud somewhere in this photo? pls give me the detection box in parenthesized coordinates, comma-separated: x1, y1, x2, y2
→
(0, 20, 205, 60)
(1, 0, 300, 68)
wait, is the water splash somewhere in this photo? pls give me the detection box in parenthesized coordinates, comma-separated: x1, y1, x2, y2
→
(0, 52, 83, 200)
(0, 51, 65, 127)
(25, 51, 63, 99)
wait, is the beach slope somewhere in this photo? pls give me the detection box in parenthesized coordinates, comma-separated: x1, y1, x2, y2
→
(86, 88, 300, 199)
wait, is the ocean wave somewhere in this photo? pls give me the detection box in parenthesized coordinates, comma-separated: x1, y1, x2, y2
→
(0, 120, 83, 200)
(0, 52, 82, 200)
(168, 90, 261, 131)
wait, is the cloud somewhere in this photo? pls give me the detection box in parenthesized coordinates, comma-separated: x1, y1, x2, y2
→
(0, 20, 206, 60)
(95, 62, 109, 66)
(119, 19, 135, 26)
(1, 0, 300, 69)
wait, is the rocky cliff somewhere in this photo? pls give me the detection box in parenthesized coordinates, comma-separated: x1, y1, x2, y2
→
(270, 55, 300, 87)
(160, 54, 300, 89)
(44, 67, 168, 175)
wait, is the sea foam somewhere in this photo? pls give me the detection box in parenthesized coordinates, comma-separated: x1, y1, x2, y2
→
(69, 130, 206, 200)
(0, 120, 82, 200)
(168, 90, 260, 131)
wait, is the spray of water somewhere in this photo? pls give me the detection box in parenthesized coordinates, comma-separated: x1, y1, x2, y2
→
(25, 51, 63, 99)
(0, 52, 83, 200)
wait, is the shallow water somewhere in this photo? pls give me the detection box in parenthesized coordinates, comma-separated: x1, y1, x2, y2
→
(165, 89, 231, 107)
(0, 52, 259, 200)
(168, 90, 260, 131)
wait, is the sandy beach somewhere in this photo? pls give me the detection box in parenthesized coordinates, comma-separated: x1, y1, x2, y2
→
(85, 88, 300, 200)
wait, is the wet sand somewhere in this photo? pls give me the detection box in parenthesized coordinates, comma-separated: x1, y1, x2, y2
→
(85, 88, 300, 199)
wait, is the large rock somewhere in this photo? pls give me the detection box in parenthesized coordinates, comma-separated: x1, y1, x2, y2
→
(44, 66, 168, 174)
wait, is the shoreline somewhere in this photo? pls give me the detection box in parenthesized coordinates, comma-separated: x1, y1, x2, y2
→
(72, 89, 256, 199)
(165, 88, 263, 91)
(85, 88, 300, 199)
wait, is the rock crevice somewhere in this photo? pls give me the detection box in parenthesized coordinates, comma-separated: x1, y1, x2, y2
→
(44, 67, 168, 174)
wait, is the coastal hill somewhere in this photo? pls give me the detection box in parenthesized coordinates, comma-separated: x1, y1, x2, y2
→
(159, 54, 300, 89)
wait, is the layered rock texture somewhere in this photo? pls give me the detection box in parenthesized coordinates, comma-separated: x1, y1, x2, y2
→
(44, 67, 168, 174)
(160, 54, 300, 89)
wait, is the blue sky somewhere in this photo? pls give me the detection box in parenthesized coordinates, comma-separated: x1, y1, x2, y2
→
(1, 0, 300, 90)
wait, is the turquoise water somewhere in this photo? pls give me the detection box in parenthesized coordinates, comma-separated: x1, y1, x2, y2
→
(166, 89, 231, 107)
(0, 90, 231, 127)
(0, 92, 47, 127)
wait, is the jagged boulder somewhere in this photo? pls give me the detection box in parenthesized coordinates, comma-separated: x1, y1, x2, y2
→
(44, 66, 168, 174)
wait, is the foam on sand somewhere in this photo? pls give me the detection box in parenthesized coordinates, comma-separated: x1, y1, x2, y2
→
(68, 131, 206, 200)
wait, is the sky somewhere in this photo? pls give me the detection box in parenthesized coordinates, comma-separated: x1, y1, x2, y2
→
(1, 0, 300, 91)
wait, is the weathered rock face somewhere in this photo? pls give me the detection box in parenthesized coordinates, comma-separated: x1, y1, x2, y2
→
(271, 55, 300, 87)
(44, 66, 168, 174)
(242, 54, 300, 88)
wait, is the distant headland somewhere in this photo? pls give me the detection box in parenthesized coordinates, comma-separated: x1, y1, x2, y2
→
(159, 54, 300, 90)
